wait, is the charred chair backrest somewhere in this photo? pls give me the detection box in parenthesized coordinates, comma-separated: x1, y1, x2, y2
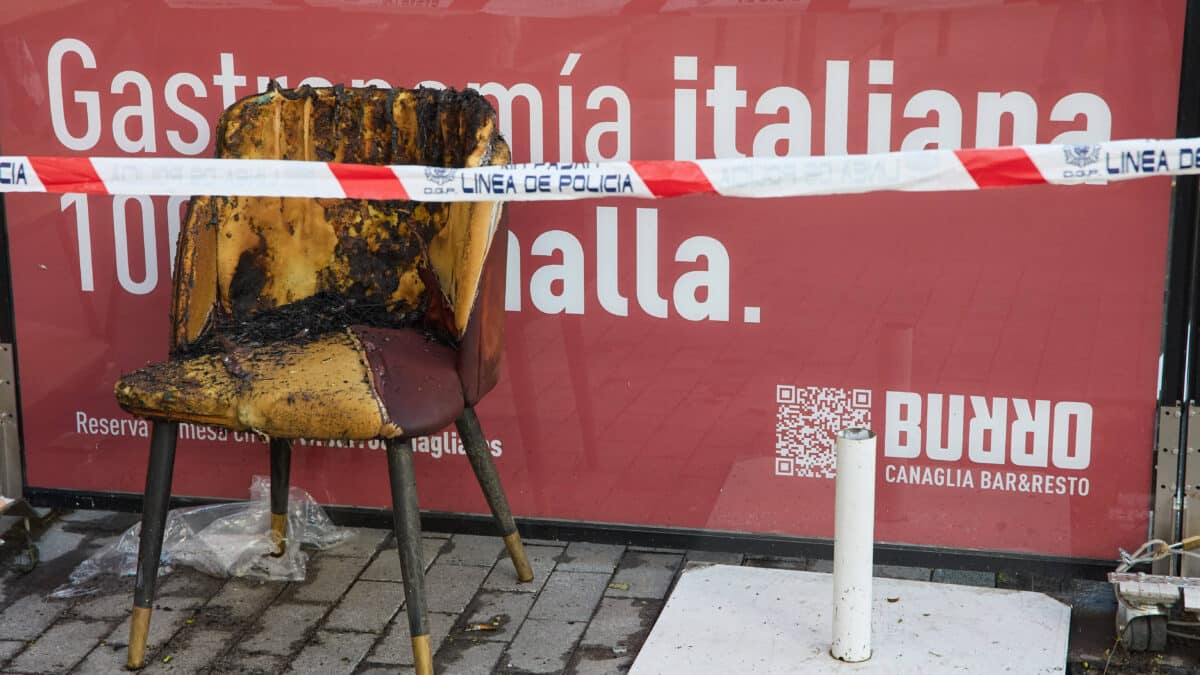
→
(170, 85, 510, 405)
(117, 85, 531, 674)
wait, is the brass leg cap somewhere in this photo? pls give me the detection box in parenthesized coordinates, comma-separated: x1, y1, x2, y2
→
(503, 532, 534, 583)
(126, 605, 152, 669)
(412, 634, 433, 675)
(269, 512, 288, 557)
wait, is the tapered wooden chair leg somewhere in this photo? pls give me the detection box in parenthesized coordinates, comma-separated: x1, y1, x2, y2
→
(386, 437, 433, 675)
(269, 439, 292, 557)
(128, 421, 179, 670)
(456, 408, 533, 583)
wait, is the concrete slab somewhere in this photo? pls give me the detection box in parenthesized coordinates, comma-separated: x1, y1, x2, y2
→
(606, 552, 684, 600)
(144, 628, 235, 674)
(436, 639, 507, 674)
(0, 592, 69, 640)
(7, 618, 110, 673)
(203, 578, 285, 624)
(285, 555, 368, 603)
(631, 564, 1069, 675)
(238, 603, 326, 656)
(556, 542, 624, 574)
(503, 617, 586, 674)
(438, 534, 504, 567)
(481, 544, 559, 593)
(286, 630, 375, 675)
(322, 528, 389, 559)
(458, 589, 537, 642)
(368, 611, 457, 665)
(528, 570, 609, 622)
(361, 537, 446, 579)
(424, 562, 492, 614)
(323, 579, 403, 633)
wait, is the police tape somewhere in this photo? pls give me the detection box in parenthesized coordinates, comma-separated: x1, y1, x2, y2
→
(1, 138, 1198, 201)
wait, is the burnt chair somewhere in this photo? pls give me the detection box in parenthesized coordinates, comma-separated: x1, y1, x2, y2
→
(113, 84, 529, 674)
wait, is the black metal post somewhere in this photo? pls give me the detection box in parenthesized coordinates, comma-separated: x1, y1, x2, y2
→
(0, 189, 28, 498)
(1158, 0, 1200, 573)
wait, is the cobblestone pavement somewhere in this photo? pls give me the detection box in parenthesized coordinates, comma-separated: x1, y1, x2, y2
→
(0, 508, 1195, 674)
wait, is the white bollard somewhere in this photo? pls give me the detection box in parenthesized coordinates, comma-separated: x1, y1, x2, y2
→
(830, 427, 877, 663)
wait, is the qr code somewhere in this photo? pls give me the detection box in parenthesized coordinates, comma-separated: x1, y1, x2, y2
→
(775, 386, 872, 478)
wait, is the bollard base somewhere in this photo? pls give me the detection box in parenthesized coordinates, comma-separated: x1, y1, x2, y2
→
(631, 564, 1069, 675)
(830, 648, 871, 663)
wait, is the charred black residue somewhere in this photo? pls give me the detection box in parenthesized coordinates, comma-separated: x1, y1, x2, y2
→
(311, 88, 337, 162)
(216, 334, 252, 381)
(181, 290, 445, 359)
(228, 249, 268, 318)
(414, 88, 444, 167)
(319, 197, 426, 306)
(176, 84, 500, 361)
(336, 232, 402, 299)
(216, 97, 268, 157)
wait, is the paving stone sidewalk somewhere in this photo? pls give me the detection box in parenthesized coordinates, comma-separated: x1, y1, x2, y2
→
(0, 508, 1192, 674)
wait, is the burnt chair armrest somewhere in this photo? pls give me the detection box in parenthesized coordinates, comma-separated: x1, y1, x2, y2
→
(422, 111, 510, 405)
(424, 120, 511, 339)
(457, 211, 507, 406)
(169, 196, 219, 354)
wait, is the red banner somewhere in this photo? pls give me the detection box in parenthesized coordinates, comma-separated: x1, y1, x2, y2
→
(0, 0, 1183, 559)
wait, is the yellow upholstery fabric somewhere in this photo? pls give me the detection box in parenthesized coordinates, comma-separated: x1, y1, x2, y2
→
(117, 331, 401, 439)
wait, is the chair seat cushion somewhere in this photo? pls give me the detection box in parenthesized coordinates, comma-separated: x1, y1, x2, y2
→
(115, 327, 463, 440)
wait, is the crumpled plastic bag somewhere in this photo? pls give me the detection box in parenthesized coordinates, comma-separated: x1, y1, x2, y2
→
(52, 476, 349, 598)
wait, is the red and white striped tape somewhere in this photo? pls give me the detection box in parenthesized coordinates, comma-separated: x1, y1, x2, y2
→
(1, 138, 1197, 201)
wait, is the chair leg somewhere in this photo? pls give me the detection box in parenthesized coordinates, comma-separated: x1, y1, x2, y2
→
(456, 407, 533, 583)
(386, 438, 433, 675)
(269, 438, 292, 557)
(128, 421, 179, 670)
